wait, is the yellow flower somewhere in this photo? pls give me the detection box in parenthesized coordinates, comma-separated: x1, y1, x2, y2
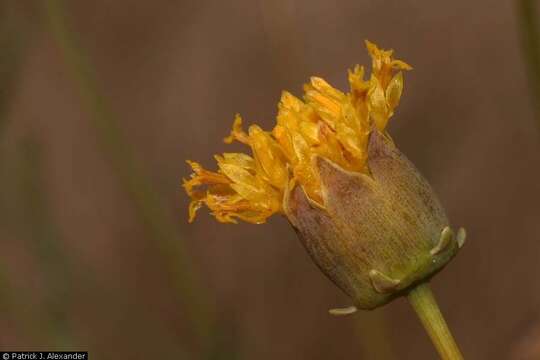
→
(183, 40, 466, 312)
(183, 41, 411, 224)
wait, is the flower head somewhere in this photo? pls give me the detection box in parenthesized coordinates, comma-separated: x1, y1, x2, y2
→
(183, 41, 464, 310)
(183, 40, 411, 224)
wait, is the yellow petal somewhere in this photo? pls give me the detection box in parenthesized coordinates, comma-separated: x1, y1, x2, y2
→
(248, 125, 288, 189)
(299, 121, 320, 145)
(304, 77, 344, 127)
(391, 59, 413, 71)
(279, 91, 304, 112)
(291, 132, 322, 203)
(386, 71, 404, 111)
(368, 78, 387, 109)
(218, 153, 256, 170)
(218, 163, 260, 196)
(224, 114, 250, 144)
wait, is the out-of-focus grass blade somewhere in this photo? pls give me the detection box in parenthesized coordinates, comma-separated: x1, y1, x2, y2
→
(0, 2, 29, 139)
(518, 0, 540, 133)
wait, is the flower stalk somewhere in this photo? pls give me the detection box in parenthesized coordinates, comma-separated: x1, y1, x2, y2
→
(408, 283, 463, 360)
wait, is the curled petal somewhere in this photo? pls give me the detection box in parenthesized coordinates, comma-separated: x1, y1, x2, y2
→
(224, 114, 250, 145)
(391, 59, 412, 71)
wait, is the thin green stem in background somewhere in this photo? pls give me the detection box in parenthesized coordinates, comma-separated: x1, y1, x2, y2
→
(0, 2, 28, 141)
(42, 0, 214, 348)
(518, 0, 540, 132)
(407, 283, 463, 360)
(0, 4, 49, 347)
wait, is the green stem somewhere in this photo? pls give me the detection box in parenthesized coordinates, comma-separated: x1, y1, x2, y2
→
(517, 0, 540, 131)
(407, 283, 463, 360)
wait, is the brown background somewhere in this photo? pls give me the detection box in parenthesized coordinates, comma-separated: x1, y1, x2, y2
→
(1, 1, 540, 359)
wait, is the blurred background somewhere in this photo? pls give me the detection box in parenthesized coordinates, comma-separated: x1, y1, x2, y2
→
(1, 0, 540, 359)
